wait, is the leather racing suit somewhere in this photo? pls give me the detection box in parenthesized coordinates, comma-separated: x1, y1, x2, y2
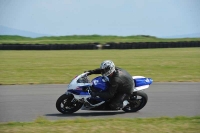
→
(88, 67, 133, 109)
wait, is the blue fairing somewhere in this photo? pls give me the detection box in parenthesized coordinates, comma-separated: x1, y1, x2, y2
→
(68, 89, 90, 95)
(91, 76, 108, 92)
(68, 89, 105, 101)
(67, 76, 108, 96)
(134, 78, 153, 87)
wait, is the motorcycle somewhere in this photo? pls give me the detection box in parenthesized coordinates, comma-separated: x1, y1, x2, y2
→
(56, 72, 153, 114)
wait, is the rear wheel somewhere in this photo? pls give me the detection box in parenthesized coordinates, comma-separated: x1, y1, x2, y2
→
(56, 94, 83, 114)
(122, 91, 148, 112)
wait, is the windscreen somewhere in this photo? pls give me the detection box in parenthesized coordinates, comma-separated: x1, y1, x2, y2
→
(77, 76, 89, 83)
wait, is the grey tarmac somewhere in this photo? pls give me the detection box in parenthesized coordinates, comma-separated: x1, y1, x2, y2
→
(0, 83, 200, 122)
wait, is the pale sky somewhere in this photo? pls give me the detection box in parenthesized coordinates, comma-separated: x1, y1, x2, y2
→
(0, 0, 200, 37)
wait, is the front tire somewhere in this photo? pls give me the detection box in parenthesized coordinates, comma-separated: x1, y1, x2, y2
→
(56, 94, 83, 114)
(123, 91, 148, 112)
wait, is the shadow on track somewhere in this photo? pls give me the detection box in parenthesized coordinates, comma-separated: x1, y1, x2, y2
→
(45, 111, 128, 118)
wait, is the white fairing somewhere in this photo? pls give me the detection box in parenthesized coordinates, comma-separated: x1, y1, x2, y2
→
(66, 73, 105, 107)
(67, 73, 92, 90)
(73, 94, 91, 100)
(132, 76, 150, 92)
(66, 73, 91, 100)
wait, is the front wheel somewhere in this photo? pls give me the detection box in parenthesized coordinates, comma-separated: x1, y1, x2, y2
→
(122, 91, 148, 112)
(56, 94, 83, 114)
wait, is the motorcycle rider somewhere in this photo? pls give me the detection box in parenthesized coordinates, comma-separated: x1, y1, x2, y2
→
(86, 60, 133, 110)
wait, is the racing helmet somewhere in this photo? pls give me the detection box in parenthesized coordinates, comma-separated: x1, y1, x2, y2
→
(100, 60, 115, 76)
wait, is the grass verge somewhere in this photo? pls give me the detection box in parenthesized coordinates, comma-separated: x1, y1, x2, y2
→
(0, 116, 199, 133)
(0, 48, 200, 84)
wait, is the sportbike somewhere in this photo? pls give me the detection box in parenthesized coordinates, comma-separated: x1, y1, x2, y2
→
(56, 72, 153, 114)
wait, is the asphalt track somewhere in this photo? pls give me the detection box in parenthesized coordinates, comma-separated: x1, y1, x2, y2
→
(0, 83, 200, 122)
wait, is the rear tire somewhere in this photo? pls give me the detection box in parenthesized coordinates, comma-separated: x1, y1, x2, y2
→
(122, 91, 148, 112)
(56, 94, 83, 114)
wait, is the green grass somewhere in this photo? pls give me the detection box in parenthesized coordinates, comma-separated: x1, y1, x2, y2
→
(0, 48, 199, 85)
(0, 35, 200, 44)
(0, 116, 199, 133)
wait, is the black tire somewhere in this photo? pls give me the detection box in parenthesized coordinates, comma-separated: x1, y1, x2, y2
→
(122, 91, 148, 112)
(56, 94, 83, 114)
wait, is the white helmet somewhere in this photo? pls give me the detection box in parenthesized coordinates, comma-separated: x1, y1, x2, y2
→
(100, 60, 115, 76)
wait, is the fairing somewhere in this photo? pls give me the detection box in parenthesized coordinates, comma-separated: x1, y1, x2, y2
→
(91, 76, 108, 92)
(67, 74, 153, 96)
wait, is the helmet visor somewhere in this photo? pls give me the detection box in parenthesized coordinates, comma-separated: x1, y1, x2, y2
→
(101, 66, 111, 76)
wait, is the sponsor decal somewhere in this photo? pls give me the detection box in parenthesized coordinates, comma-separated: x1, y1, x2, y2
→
(145, 78, 150, 83)
(93, 80, 99, 85)
(76, 87, 82, 90)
